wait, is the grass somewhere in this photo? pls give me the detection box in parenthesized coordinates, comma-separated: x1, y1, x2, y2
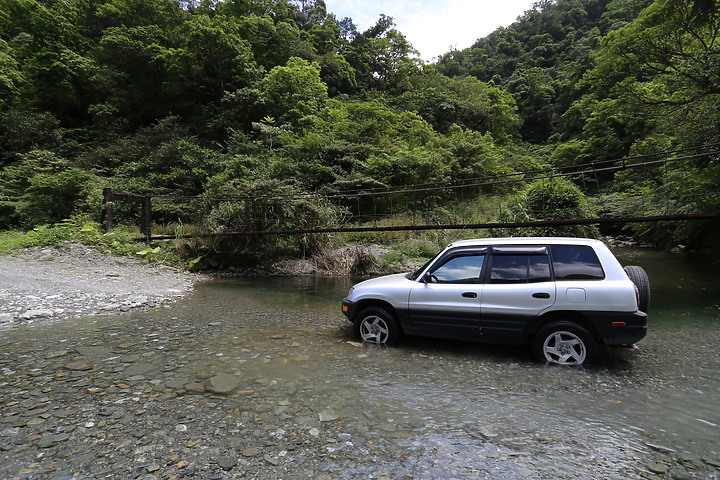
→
(0, 217, 188, 267)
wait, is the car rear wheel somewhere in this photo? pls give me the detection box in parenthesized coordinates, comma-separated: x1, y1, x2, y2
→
(624, 265, 651, 313)
(533, 321, 597, 366)
(354, 307, 400, 346)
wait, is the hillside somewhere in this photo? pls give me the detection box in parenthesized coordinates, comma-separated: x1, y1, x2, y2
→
(0, 0, 717, 261)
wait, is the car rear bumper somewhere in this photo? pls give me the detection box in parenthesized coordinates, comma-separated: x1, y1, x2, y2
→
(586, 311, 648, 345)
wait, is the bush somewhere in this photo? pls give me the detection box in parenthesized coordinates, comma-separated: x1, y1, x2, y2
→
(17, 169, 97, 226)
(498, 177, 599, 237)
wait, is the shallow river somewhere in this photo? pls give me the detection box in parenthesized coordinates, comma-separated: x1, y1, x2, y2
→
(1, 248, 719, 479)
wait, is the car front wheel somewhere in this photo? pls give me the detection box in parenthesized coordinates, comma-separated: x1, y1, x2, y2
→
(533, 321, 597, 366)
(354, 307, 400, 346)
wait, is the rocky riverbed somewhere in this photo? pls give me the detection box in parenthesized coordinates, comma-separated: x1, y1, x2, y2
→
(0, 243, 200, 325)
(2, 243, 719, 480)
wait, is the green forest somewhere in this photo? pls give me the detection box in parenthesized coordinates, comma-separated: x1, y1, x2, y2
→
(0, 0, 718, 266)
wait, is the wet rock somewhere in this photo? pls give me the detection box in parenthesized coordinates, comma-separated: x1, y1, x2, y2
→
(64, 359, 93, 371)
(670, 470, 696, 480)
(184, 382, 206, 394)
(37, 433, 70, 448)
(647, 462, 670, 474)
(264, 454, 280, 465)
(217, 455, 237, 471)
(123, 363, 157, 377)
(45, 350, 69, 359)
(204, 373, 241, 395)
(0, 313, 14, 323)
(242, 447, 261, 457)
(20, 309, 55, 320)
(677, 454, 702, 468)
(647, 442, 675, 453)
(319, 409, 339, 422)
(75, 346, 113, 360)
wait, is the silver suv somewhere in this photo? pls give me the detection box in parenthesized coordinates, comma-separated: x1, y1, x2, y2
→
(341, 237, 649, 365)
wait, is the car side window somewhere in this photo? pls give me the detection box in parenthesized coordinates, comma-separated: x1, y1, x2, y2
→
(550, 245, 605, 280)
(490, 254, 551, 284)
(431, 254, 485, 284)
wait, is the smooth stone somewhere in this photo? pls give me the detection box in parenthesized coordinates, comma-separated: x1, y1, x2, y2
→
(204, 373, 241, 395)
(64, 360, 93, 371)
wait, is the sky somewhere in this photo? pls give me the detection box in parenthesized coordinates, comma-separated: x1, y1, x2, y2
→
(324, 0, 539, 62)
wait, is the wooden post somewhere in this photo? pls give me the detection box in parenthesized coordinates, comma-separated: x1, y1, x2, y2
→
(140, 194, 152, 240)
(102, 188, 114, 232)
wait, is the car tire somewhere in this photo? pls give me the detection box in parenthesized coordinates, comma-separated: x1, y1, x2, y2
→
(354, 307, 400, 346)
(623, 265, 651, 313)
(533, 321, 597, 366)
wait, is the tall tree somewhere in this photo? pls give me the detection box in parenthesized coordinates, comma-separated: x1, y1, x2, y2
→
(258, 56, 328, 125)
(342, 15, 421, 93)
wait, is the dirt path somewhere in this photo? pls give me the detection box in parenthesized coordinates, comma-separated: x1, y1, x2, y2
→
(0, 242, 201, 325)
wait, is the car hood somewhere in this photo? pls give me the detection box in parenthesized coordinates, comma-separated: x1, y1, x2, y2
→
(353, 273, 411, 289)
(349, 273, 417, 300)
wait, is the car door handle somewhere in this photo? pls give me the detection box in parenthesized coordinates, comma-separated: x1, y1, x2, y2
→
(532, 292, 551, 299)
(462, 292, 478, 298)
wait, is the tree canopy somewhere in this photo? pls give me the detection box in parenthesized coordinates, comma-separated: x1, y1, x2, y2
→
(0, 0, 717, 253)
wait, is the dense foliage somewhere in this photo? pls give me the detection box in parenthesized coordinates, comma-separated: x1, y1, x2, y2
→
(437, 0, 719, 247)
(0, 0, 717, 260)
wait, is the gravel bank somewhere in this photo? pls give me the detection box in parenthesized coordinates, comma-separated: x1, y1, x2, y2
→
(0, 243, 202, 325)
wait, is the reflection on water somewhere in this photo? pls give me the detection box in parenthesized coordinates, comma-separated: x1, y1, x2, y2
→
(614, 248, 720, 326)
(1, 247, 718, 479)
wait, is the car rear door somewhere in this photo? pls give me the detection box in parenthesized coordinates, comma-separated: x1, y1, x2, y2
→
(480, 246, 555, 344)
(406, 248, 486, 341)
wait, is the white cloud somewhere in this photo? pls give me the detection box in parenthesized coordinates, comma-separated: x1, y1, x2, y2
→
(325, 0, 538, 61)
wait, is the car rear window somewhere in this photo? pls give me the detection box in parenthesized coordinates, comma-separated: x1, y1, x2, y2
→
(550, 245, 605, 280)
(489, 254, 551, 284)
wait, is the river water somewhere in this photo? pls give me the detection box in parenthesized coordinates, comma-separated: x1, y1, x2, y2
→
(1, 248, 719, 479)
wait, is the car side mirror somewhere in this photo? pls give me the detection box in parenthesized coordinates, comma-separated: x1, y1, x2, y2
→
(422, 272, 433, 283)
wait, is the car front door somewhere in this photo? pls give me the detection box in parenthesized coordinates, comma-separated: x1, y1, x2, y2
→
(407, 250, 486, 341)
(480, 247, 556, 344)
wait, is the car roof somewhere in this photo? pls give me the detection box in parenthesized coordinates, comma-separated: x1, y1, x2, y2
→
(448, 237, 604, 248)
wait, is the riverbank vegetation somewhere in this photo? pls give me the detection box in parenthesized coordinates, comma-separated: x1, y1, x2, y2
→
(1, 0, 718, 270)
